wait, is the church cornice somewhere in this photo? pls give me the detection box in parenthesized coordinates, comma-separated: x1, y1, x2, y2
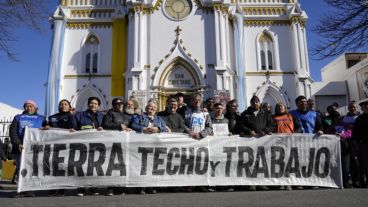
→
(66, 22, 113, 29)
(246, 71, 296, 76)
(127, 0, 163, 14)
(70, 9, 115, 18)
(64, 74, 112, 79)
(244, 17, 305, 26)
(58, 0, 304, 22)
(242, 7, 287, 16)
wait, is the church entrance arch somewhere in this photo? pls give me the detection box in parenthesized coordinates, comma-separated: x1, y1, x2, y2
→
(155, 58, 203, 110)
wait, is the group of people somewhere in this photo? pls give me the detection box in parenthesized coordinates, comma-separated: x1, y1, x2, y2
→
(3, 92, 368, 197)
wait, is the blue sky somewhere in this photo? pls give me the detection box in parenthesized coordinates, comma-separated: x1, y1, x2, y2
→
(0, 0, 336, 114)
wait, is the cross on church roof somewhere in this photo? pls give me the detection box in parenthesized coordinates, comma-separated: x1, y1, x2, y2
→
(175, 26, 182, 36)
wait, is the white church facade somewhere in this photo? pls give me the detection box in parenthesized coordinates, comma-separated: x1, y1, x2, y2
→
(47, 0, 311, 116)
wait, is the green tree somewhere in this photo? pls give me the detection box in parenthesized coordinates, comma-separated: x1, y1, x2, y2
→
(312, 0, 368, 59)
(0, 0, 49, 61)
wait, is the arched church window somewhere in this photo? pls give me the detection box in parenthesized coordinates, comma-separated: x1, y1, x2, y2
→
(258, 32, 275, 71)
(83, 34, 100, 73)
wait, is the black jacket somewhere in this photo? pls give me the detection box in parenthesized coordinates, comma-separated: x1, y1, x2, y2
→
(176, 104, 188, 119)
(158, 111, 187, 133)
(225, 112, 241, 134)
(102, 109, 131, 130)
(352, 113, 368, 143)
(235, 107, 274, 135)
(48, 112, 73, 129)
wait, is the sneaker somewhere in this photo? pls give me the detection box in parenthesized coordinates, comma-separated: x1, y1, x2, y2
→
(90, 188, 99, 196)
(295, 186, 304, 190)
(311, 186, 319, 190)
(225, 188, 234, 192)
(279, 186, 285, 190)
(286, 186, 293, 191)
(139, 189, 146, 195)
(106, 189, 114, 196)
(76, 193, 84, 197)
(207, 188, 216, 192)
(151, 189, 157, 194)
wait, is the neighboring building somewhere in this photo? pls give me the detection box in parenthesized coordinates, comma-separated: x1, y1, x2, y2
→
(311, 53, 368, 114)
(0, 102, 22, 141)
(46, 0, 312, 117)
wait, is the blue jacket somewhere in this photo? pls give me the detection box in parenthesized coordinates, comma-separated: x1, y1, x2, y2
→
(72, 110, 105, 130)
(131, 113, 167, 133)
(290, 110, 321, 134)
(10, 113, 45, 153)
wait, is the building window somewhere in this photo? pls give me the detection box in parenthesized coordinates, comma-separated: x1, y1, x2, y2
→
(85, 53, 91, 73)
(259, 32, 274, 71)
(261, 51, 266, 70)
(84, 34, 100, 73)
(268, 50, 273, 70)
(92, 53, 98, 73)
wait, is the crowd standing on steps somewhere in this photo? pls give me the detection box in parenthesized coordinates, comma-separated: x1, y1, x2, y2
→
(5, 94, 368, 197)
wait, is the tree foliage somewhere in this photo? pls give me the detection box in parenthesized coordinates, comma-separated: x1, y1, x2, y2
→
(0, 0, 49, 61)
(312, 0, 368, 59)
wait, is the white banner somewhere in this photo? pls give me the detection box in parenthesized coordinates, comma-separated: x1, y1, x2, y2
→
(18, 128, 342, 192)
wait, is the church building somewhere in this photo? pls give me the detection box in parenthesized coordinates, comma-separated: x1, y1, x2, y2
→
(47, 0, 311, 116)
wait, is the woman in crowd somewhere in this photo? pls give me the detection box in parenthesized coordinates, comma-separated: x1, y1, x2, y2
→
(273, 102, 301, 134)
(273, 102, 301, 190)
(10, 100, 46, 197)
(131, 101, 167, 134)
(45, 99, 73, 130)
(43, 99, 74, 196)
(71, 97, 105, 196)
(131, 100, 167, 194)
(323, 110, 355, 188)
(71, 97, 104, 131)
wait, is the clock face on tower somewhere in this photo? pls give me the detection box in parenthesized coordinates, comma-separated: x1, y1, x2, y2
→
(164, 0, 192, 20)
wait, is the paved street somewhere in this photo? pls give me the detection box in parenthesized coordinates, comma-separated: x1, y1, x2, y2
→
(1, 182, 368, 207)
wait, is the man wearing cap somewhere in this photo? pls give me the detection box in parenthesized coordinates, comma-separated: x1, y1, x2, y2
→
(9, 100, 46, 197)
(352, 100, 368, 187)
(158, 98, 187, 133)
(102, 98, 130, 196)
(103, 98, 131, 131)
